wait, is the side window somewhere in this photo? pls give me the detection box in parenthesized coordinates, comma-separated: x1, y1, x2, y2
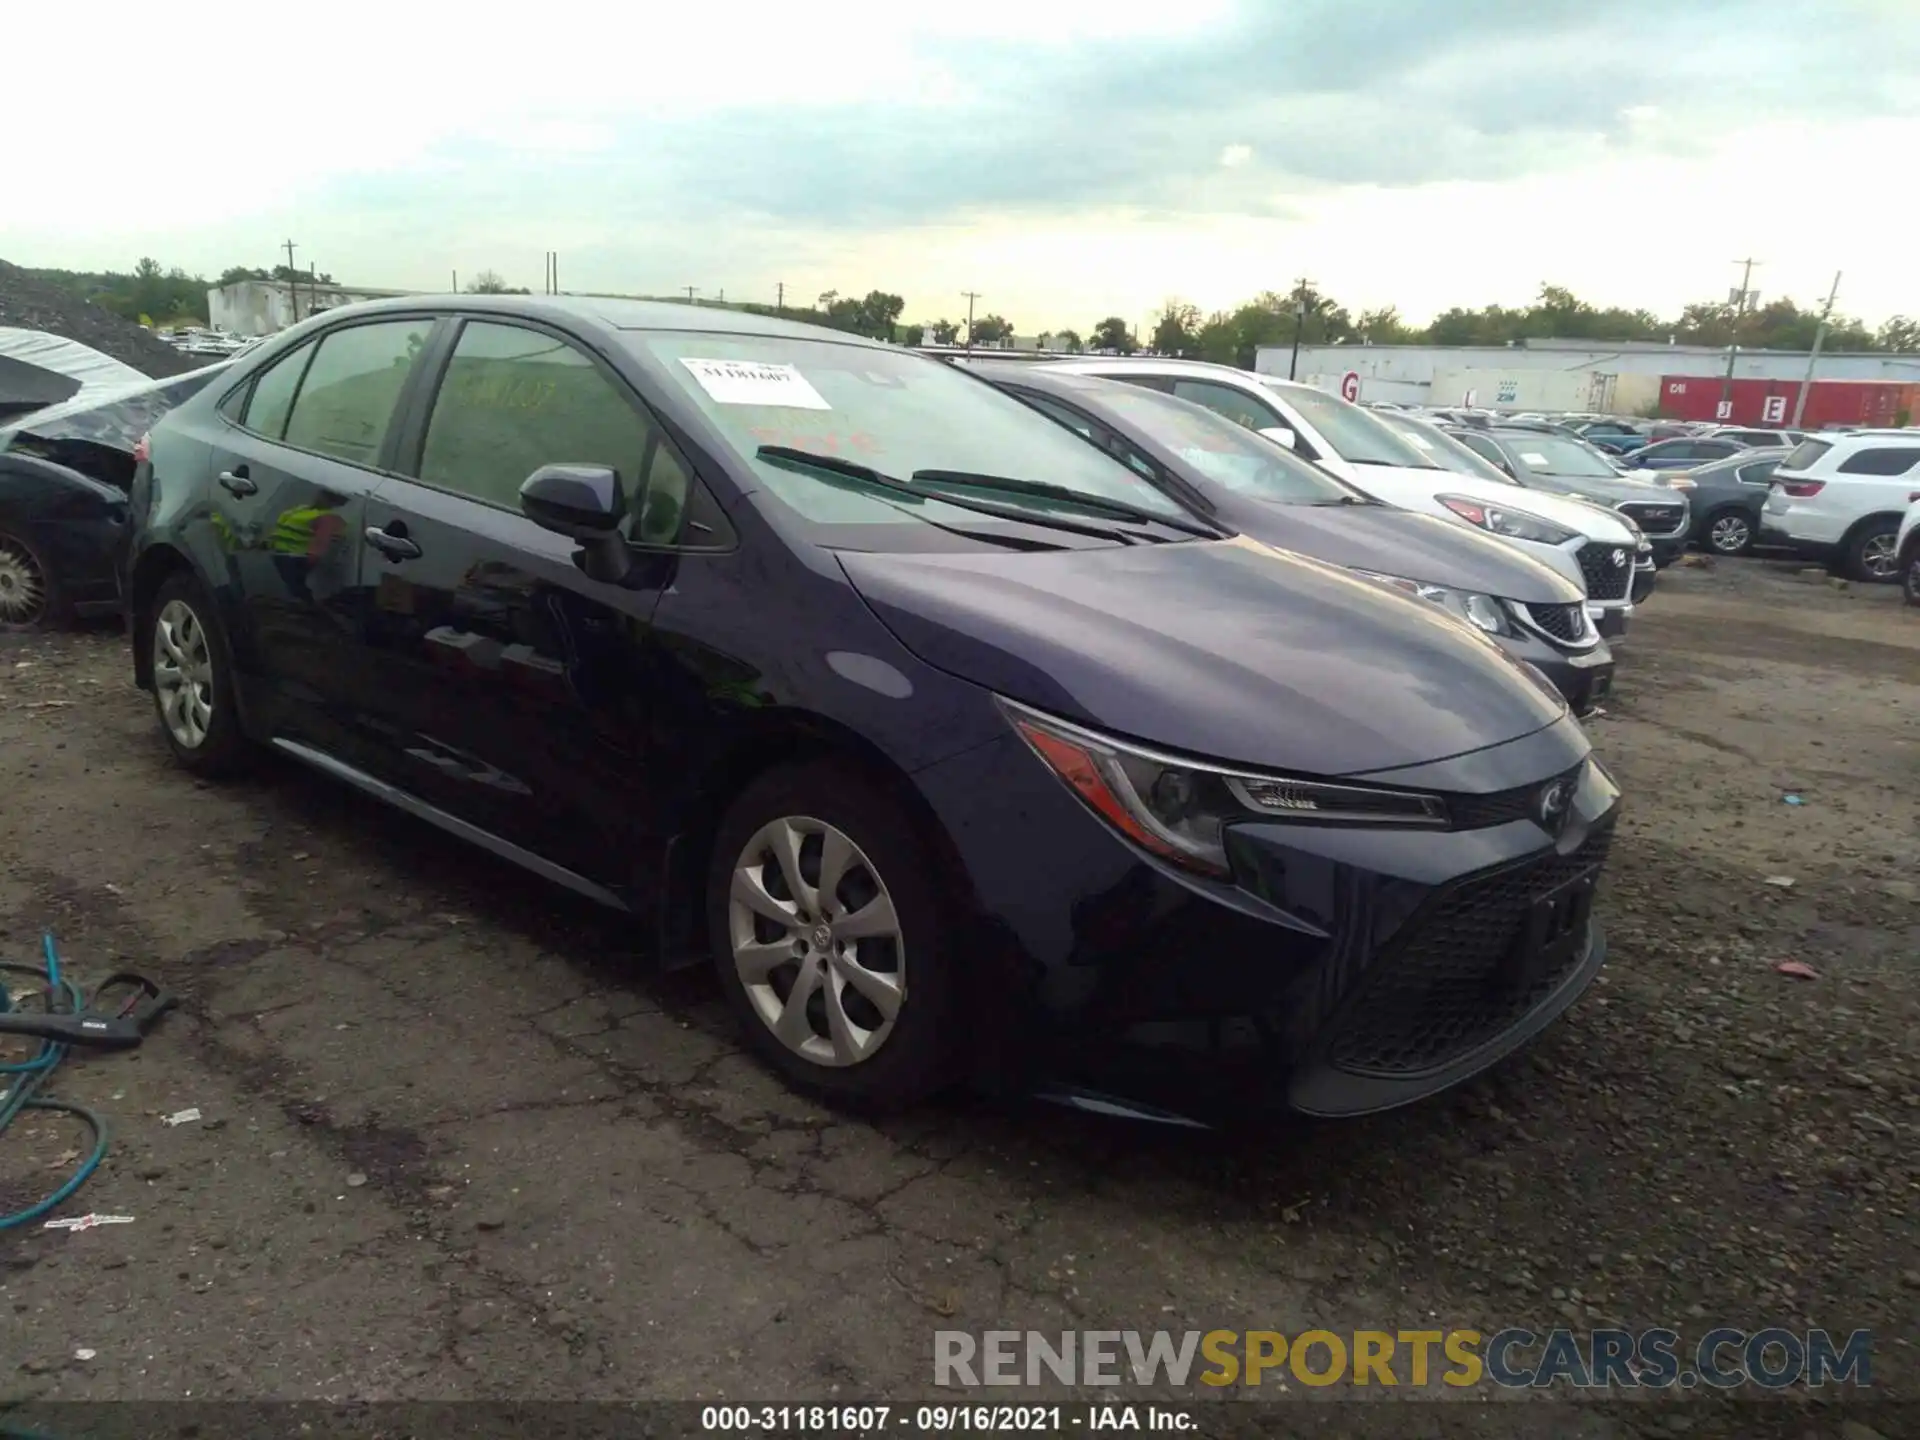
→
(283, 320, 433, 466)
(231, 341, 315, 439)
(1837, 447, 1920, 477)
(1018, 392, 1098, 440)
(1458, 432, 1511, 472)
(1168, 380, 1278, 433)
(418, 321, 669, 529)
(1736, 461, 1780, 486)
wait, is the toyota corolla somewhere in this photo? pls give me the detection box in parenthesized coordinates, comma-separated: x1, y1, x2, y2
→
(125, 296, 1621, 1122)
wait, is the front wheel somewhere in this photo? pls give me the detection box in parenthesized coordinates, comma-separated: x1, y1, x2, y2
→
(1704, 509, 1754, 556)
(707, 760, 959, 1110)
(149, 572, 251, 775)
(1904, 548, 1920, 608)
(1844, 521, 1901, 584)
(0, 529, 61, 632)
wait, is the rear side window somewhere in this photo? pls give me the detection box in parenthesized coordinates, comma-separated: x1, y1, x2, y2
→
(283, 319, 434, 466)
(1837, 446, 1920, 477)
(235, 341, 314, 439)
(1735, 460, 1780, 486)
(418, 321, 686, 542)
(1783, 439, 1833, 471)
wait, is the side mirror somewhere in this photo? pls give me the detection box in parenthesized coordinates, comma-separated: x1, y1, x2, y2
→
(520, 463, 632, 584)
(1258, 425, 1296, 450)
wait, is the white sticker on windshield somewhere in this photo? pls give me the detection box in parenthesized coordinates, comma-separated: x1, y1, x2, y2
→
(679, 358, 831, 410)
(1521, 451, 1550, 465)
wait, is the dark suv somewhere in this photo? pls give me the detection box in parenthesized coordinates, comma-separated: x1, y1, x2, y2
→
(126, 296, 1620, 1123)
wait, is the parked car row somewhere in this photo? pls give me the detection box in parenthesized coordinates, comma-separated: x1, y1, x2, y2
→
(52, 294, 1634, 1127)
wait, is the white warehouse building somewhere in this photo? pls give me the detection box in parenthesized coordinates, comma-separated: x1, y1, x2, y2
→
(1259, 339, 1920, 415)
(207, 279, 418, 337)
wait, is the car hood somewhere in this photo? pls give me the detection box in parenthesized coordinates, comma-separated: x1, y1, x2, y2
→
(1521, 472, 1673, 506)
(1344, 465, 1638, 544)
(835, 534, 1566, 776)
(1211, 499, 1584, 605)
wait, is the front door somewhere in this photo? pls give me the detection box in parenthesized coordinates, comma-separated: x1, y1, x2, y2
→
(356, 317, 694, 887)
(202, 314, 440, 762)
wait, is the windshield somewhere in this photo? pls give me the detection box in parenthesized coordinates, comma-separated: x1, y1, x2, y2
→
(1376, 414, 1520, 485)
(1089, 383, 1362, 505)
(637, 332, 1193, 528)
(1501, 434, 1620, 479)
(1257, 380, 1439, 469)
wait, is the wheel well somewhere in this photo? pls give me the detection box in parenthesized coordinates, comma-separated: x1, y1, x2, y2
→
(1839, 511, 1903, 553)
(126, 545, 193, 689)
(662, 715, 979, 961)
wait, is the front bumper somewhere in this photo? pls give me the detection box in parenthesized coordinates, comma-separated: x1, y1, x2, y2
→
(1509, 635, 1613, 717)
(914, 721, 1622, 1123)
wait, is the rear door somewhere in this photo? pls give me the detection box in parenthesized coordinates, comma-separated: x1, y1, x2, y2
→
(354, 315, 693, 885)
(202, 314, 442, 759)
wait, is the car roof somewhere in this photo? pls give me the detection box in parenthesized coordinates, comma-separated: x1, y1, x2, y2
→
(1042, 355, 1308, 392)
(300, 292, 896, 349)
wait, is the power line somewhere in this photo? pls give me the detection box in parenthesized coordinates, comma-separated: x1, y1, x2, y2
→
(1288, 276, 1315, 380)
(1791, 271, 1842, 428)
(961, 291, 983, 352)
(1720, 257, 1761, 411)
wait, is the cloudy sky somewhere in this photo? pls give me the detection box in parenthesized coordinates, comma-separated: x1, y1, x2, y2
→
(9, 0, 1917, 332)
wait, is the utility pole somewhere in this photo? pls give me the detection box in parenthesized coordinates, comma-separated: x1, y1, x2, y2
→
(283, 239, 299, 323)
(776, 281, 784, 314)
(961, 291, 982, 352)
(1287, 276, 1314, 380)
(1719, 257, 1760, 414)
(452, 269, 458, 294)
(685, 286, 698, 304)
(1792, 271, 1842, 428)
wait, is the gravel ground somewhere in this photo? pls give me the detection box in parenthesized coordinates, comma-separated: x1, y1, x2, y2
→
(0, 260, 202, 379)
(1, 556, 1915, 1438)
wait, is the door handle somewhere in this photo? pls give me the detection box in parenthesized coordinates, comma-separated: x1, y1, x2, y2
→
(364, 525, 422, 561)
(217, 467, 257, 497)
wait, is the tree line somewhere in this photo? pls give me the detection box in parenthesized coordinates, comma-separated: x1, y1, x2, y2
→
(18, 262, 1919, 360)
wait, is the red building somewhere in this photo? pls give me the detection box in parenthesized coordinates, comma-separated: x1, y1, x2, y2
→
(1657, 375, 1920, 429)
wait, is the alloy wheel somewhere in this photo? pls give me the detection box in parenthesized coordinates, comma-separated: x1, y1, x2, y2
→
(1859, 533, 1899, 581)
(0, 537, 47, 627)
(728, 815, 905, 1068)
(153, 598, 215, 749)
(1708, 515, 1751, 554)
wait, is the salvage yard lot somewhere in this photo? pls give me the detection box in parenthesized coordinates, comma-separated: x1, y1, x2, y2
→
(2, 559, 1917, 1430)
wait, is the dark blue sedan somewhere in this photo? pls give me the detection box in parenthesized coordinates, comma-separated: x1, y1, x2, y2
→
(125, 296, 1620, 1122)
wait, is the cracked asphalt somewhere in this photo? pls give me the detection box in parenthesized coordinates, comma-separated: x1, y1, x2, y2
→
(2, 556, 1916, 1437)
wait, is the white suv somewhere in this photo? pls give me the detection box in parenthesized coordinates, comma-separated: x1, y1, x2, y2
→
(1759, 432, 1920, 582)
(1029, 358, 1643, 636)
(1894, 495, 1920, 606)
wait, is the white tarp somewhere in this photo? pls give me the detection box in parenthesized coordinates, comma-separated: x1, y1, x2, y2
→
(0, 326, 149, 410)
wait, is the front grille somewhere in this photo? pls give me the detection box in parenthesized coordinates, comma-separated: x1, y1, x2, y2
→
(1519, 600, 1590, 645)
(1617, 501, 1688, 537)
(1577, 542, 1633, 601)
(1324, 824, 1614, 1075)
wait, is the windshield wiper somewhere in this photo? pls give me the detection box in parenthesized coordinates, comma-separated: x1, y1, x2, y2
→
(755, 447, 1166, 544)
(908, 468, 1224, 538)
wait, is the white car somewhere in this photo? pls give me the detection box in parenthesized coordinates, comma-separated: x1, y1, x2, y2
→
(1893, 495, 1920, 605)
(1758, 432, 1920, 582)
(1029, 357, 1643, 636)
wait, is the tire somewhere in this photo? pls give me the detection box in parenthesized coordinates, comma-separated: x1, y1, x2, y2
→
(1702, 508, 1755, 556)
(148, 571, 251, 776)
(0, 529, 64, 632)
(706, 759, 959, 1111)
(1842, 519, 1901, 584)
(1905, 547, 1920, 609)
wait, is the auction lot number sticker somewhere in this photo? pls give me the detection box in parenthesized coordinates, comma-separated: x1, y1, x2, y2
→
(681, 358, 832, 410)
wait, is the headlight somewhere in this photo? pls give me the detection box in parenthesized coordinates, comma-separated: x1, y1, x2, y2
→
(1350, 570, 1512, 637)
(1437, 494, 1579, 547)
(1000, 698, 1447, 877)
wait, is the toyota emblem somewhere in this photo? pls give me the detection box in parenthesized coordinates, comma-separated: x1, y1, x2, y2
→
(1610, 549, 1627, 569)
(1537, 779, 1574, 829)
